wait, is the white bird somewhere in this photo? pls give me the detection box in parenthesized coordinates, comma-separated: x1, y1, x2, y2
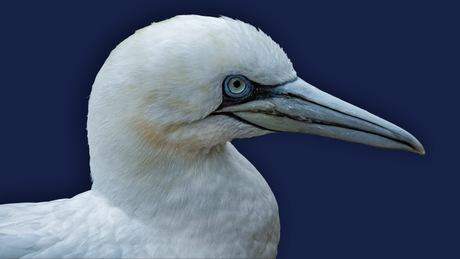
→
(0, 15, 424, 258)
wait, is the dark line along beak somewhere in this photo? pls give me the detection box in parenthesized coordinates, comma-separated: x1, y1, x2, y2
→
(214, 78, 425, 155)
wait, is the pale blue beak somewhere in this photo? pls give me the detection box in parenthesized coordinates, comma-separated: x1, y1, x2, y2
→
(216, 78, 425, 154)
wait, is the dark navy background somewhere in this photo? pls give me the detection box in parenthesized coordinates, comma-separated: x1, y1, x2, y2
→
(0, 1, 458, 258)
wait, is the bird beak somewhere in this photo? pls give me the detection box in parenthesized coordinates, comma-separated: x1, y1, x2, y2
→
(215, 78, 425, 154)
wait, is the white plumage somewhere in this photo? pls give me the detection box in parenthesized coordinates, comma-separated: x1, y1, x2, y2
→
(0, 15, 424, 258)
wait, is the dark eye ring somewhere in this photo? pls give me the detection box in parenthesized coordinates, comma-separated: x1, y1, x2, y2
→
(223, 75, 252, 98)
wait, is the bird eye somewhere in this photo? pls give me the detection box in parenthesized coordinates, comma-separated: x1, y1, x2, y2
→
(228, 77, 246, 94)
(224, 75, 252, 98)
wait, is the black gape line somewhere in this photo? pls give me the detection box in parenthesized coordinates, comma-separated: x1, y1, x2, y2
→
(214, 112, 278, 132)
(208, 74, 281, 131)
(215, 74, 282, 110)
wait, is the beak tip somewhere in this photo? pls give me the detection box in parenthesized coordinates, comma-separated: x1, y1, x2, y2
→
(409, 138, 425, 155)
(415, 146, 426, 155)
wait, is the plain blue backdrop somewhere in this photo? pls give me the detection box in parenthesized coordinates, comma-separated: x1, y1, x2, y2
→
(0, 1, 458, 258)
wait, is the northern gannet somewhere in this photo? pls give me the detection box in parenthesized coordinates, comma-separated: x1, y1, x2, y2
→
(0, 15, 424, 258)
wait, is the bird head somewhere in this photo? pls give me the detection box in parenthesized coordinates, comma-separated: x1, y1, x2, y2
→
(87, 15, 424, 173)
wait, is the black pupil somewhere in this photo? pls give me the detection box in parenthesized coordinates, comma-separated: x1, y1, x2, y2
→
(233, 80, 241, 88)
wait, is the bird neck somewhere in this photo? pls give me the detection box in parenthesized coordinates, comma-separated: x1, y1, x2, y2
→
(87, 115, 279, 254)
(90, 140, 277, 229)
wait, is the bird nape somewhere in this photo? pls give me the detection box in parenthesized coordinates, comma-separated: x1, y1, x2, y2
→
(0, 15, 424, 258)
